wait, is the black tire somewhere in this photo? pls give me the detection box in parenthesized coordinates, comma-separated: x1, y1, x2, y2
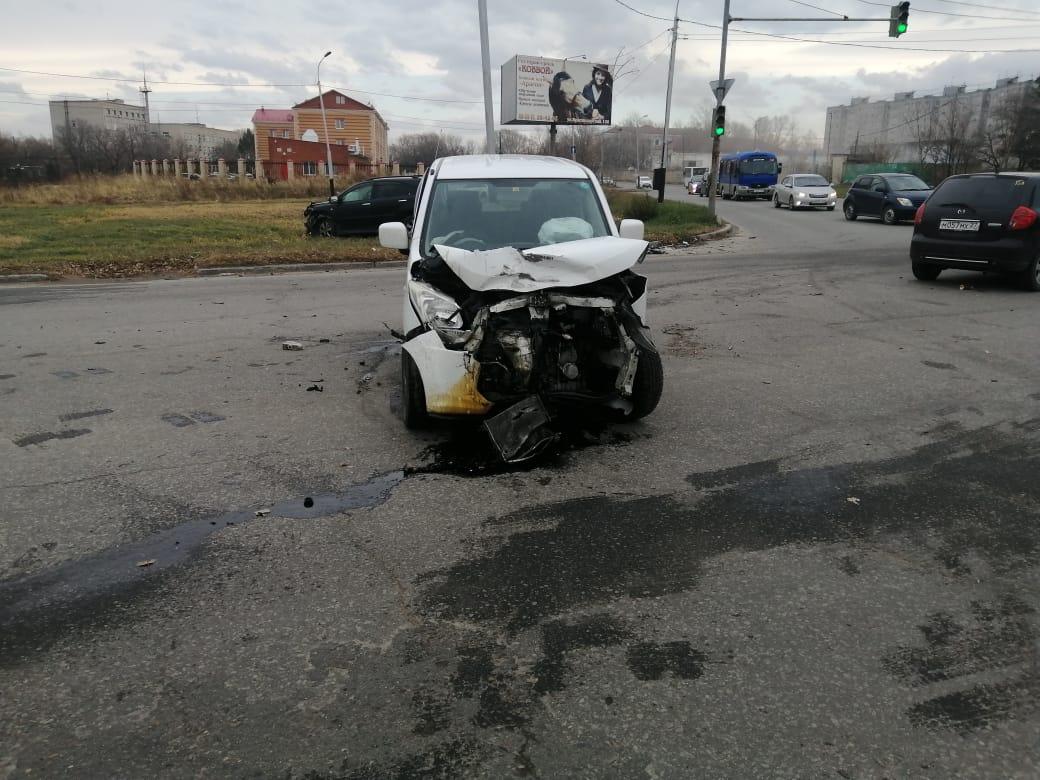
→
(400, 350, 429, 429)
(1019, 254, 1040, 291)
(843, 201, 857, 221)
(629, 347, 663, 420)
(912, 261, 942, 281)
(773, 194, 781, 208)
(316, 216, 334, 237)
(788, 196, 795, 210)
(882, 206, 898, 225)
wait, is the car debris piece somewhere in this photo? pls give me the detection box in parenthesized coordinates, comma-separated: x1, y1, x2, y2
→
(306, 384, 324, 392)
(319, 338, 330, 343)
(255, 508, 271, 517)
(136, 559, 156, 568)
(282, 341, 304, 350)
(483, 395, 558, 464)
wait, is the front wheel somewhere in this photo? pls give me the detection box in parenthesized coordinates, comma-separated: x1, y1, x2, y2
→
(400, 350, 429, 429)
(912, 261, 942, 281)
(773, 194, 781, 209)
(843, 201, 857, 221)
(1019, 253, 1040, 291)
(315, 216, 334, 237)
(628, 348, 663, 420)
(882, 206, 898, 225)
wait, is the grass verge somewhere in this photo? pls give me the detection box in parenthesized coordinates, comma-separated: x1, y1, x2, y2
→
(0, 201, 399, 278)
(0, 189, 724, 279)
(606, 190, 720, 243)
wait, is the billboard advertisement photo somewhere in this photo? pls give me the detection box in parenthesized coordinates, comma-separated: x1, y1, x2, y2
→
(501, 55, 612, 126)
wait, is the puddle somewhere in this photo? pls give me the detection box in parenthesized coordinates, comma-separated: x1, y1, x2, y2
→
(0, 470, 404, 666)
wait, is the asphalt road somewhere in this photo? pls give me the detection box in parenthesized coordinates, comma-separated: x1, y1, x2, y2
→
(2, 236, 1039, 777)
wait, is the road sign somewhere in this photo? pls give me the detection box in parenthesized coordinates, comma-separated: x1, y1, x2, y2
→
(709, 78, 735, 101)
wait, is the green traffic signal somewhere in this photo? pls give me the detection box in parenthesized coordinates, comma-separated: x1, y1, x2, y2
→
(889, 2, 909, 38)
(714, 126, 725, 137)
(897, 22, 907, 33)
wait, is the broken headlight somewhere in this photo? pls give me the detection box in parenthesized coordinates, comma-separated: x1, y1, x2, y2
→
(409, 281, 470, 347)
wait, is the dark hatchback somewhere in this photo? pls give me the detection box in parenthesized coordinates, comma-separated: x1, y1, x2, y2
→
(910, 172, 1040, 291)
(843, 173, 933, 224)
(305, 176, 419, 237)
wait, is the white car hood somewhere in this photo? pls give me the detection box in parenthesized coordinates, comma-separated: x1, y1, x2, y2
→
(434, 236, 649, 293)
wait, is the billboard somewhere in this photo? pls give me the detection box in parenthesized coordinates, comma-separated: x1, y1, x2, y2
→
(501, 55, 612, 126)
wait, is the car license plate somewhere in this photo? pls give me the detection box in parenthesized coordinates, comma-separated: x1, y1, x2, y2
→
(939, 218, 980, 232)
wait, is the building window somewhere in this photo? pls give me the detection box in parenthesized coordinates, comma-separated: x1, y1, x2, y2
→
(300, 161, 317, 176)
(335, 119, 345, 130)
(283, 129, 290, 138)
(270, 129, 277, 137)
(335, 95, 345, 105)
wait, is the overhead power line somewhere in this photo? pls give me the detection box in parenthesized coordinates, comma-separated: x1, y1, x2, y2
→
(925, 0, 1034, 12)
(853, 0, 1033, 21)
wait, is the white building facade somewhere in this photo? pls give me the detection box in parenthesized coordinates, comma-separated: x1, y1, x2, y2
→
(48, 98, 149, 137)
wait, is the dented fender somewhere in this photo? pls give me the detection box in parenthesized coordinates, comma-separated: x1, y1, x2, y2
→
(403, 331, 493, 416)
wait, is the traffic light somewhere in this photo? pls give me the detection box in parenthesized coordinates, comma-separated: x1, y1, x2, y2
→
(889, 2, 909, 37)
(712, 105, 726, 138)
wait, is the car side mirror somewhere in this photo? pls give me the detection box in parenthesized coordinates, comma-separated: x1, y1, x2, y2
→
(619, 219, 644, 240)
(379, 221, 410, 250)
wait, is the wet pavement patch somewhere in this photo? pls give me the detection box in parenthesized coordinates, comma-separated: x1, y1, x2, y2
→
(532, 614, 631, 694)
(51, 370, 79, 379)
(0, 373, 15, 380)
(59, 408, 113, 422)
(0, 470, 405, 668)
(922, 361, 958, 370)
(13, 428, 91, 447)
(161, 413, 195, 428)
(625, 641, 707, 681)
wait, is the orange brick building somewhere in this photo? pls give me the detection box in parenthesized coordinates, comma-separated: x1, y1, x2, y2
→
(251, 90, 389, 178)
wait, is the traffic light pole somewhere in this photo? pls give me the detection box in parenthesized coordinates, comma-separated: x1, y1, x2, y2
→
(707, 0, 730, 220)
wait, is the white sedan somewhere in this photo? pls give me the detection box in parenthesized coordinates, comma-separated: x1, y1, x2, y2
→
(773, 174, 837, 211)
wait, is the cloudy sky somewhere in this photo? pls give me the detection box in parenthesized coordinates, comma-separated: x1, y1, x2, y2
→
(1, 0, 1038, 147)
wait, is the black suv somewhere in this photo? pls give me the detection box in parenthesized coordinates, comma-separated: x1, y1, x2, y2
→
(305, 176, 419, 237)
(843, 172, 933, 224)
(910, 172, 1040, 291)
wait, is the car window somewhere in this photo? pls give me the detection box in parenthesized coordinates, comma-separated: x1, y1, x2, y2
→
(871, 178, 887, 193)
(853, 177, 871, 190)
(422, 178, 611, 255)
(884, 174, 930, 191)
(373, 180, 413, 200)
(342, 182, 373, 203)
(739, 157, 778, 175)
(933, 176, 1032, 213)
(781, 177, 790, 187)
(795, 175, 829, 187)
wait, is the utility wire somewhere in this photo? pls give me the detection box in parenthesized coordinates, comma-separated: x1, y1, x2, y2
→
(925, 0, 1033, 12)
(786, 0, 849, 17)
(852, 0, 1033, 21)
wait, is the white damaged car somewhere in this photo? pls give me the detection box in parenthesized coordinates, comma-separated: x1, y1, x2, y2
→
(379, 155, 663, 461)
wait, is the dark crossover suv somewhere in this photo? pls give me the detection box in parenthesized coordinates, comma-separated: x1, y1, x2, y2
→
(305, 176, 419, 237)
(843, 173, 933, 224)
(910, 172, 1040, 291)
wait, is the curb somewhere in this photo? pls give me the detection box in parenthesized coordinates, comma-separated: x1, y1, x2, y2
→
(196, 260, 409, 277)
(697, 222, 734, 241)
(0, 274, 49, 284)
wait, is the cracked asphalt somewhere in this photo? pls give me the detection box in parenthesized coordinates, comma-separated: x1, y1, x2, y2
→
(1, 222, 1039, 778)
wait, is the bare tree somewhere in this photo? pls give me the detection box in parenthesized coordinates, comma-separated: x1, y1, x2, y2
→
(390, 132, 471, 167)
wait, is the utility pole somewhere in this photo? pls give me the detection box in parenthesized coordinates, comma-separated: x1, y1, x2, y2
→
(139, 72, 152, 127)
(477, 0, 496, 154)
(657, 0, 680, 203)
(708, 0, 730, 219)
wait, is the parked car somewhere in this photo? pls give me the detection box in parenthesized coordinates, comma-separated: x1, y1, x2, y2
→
(378, 155, 663, 461)
(843, 172, 932, 224)
(305, 175, 419, 237)
(910, 172, 1040, 291)
(600, 176, 617, 187)
(773, 174, 837, 210)
(637, 175, 652, 189)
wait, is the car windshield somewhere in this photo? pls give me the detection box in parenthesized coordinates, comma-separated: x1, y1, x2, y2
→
(422, 178, 612, 254)
(885, 174, 930, 191)
(739, 158, 778, 175)
(794, 175, 829, 187)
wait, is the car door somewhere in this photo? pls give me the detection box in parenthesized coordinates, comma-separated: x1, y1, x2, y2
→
(372, 180, 417, 227)
(333, 181, 374, 234)
(862, 176, 888, 217)
(777, 176, 792, 202)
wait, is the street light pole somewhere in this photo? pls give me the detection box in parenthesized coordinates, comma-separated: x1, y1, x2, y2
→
(317, 51, 335, 199)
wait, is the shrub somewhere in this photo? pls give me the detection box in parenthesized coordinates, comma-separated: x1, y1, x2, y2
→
(620, 193, 659, 221)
